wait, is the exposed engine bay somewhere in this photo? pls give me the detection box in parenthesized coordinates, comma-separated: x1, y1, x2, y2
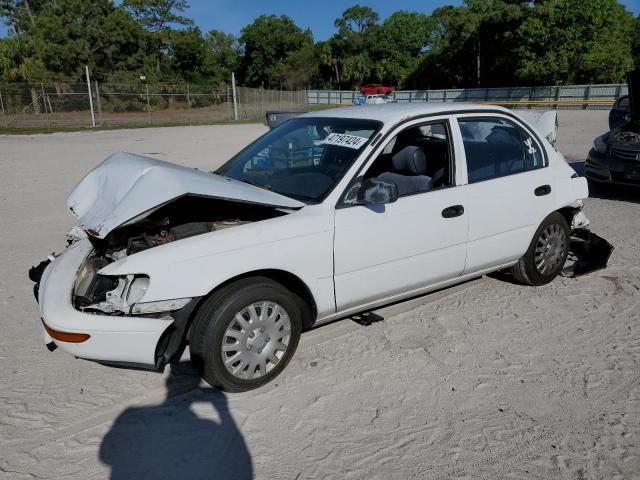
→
(609, 125, 640, 145)
(72, 196, 287, 315)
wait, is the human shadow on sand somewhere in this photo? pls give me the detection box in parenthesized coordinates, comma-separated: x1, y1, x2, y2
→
(99, 362, 253, 480)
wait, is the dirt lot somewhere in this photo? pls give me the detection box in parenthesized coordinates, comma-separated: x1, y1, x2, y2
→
(1, 110, 639, 479)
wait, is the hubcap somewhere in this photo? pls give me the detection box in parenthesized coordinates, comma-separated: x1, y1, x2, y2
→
(534, 224, 567, 275)
(221, 301, 292, 380)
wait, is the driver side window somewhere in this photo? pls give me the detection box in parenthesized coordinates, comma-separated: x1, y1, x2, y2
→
(362, 121, 454, 197)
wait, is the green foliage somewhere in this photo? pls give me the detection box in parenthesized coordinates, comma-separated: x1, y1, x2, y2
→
(279, 42, 321, 89)
(169, 27, 205, 82)
(0, 35, 46, 80)
(407, 1, 529, 89)
(38, 1, 146, 81)
(633, 16, 640, 68)
(1, 0, 49, 35)
(239, 15, 312, 87)
(123, 0, 192, 74)
(372, 11, 436, 86)
(122, 0, 191, 32)
(334, 5, 379, 34)
(0, 0, 636, 89)
(327, 5, 380, 87)
(202, 30, 240, 86)
(515, 0, 635, 84)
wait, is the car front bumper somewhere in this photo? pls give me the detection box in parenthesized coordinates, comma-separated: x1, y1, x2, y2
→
(36, 239, 174, 367)
(586, 148, 640, 185)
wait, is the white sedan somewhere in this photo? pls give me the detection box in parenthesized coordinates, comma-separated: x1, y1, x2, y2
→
(32, 103, 596, 392)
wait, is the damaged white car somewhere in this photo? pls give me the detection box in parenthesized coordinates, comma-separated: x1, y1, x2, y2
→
(30, 103, 612, 392)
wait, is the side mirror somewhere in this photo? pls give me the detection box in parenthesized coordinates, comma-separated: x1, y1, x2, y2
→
(356, 178, 399, 205)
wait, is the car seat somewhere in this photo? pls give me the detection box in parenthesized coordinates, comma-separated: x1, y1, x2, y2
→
(377, 146, 432, 196)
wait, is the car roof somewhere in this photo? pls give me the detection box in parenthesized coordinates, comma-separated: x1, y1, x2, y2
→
(301, 102, 512, 125)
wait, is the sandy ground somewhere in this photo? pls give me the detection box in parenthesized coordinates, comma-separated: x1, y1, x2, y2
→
(1, 110, 639, 479)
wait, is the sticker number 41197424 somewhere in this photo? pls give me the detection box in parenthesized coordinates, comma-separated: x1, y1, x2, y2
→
(321, 133, 368, 149)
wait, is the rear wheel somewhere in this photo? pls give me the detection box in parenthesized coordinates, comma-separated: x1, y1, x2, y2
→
(510, 212, 570, 286)
(189, 277, 302, 392)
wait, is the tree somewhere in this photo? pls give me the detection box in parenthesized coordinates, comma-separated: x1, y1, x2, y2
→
(201, 30, 240, 86)
(122, 0, 190, 32)
(334, 4, 378, 34)
(0, 0, 48, 35)
(630, 15, 640, 69)
(123, 0, 192, 73)
(279, 42, 321, 89)
(515, 0, 635, 84)
(0, 36, 46, 80)
(169, 27, 206, 82)
(239, 15, 312, 87)
(25, 0, 146, 81)
(406, 0, 529, 89)
(372, 11, 436, 86)
(328, 5, 380, 88)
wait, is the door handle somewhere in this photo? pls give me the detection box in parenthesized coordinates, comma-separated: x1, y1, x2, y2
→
(442, 205, 464, 218)
(535, 184, 551, 196)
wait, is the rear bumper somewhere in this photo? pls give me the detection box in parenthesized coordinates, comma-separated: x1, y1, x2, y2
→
(37, 239, 173, 367)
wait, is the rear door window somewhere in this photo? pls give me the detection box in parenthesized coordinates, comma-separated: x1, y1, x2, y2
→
(458, 117, 543, 183)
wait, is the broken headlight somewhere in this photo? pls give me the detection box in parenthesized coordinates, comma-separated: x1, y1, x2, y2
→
(130, 298, 192, 315)
(126, 276, 149, 304)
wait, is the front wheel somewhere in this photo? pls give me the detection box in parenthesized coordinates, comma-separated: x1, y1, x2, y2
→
(189, 277, 302, 392)
(510, 212, 570, 286)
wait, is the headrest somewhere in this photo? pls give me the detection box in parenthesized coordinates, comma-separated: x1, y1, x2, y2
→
(391, 146, 427, 175)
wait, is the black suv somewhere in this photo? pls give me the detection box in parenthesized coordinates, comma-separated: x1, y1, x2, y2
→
(586, 70, 640, 186)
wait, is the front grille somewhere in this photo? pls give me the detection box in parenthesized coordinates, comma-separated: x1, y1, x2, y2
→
(610, 146, 640, 162)
(611, 171, 640, 184)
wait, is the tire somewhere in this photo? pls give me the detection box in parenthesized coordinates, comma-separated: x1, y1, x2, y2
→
(189, 277, 302, 392)
(510, 212, 570, 286)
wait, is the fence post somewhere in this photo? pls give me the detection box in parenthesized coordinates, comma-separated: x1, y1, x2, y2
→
(186, 84, 191, 123)
(583, 85, 591, 110)
(145, 83, 151, 124)
(554, 86, 560, 110)
(443, 90, 447, 103)
(85, 65, 96, 128)
(0, 88, 7, 127)
(40, 83, 47, 115)
(231, 72, 239, 121)
(41, 82, 53, 126)
(94, 80, 102, 124)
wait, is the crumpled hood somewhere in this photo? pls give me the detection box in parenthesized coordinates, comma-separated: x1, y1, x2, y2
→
(67, 152, 304, 239)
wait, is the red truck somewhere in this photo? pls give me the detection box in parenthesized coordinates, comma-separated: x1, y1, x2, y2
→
(359, 84, 393, 96)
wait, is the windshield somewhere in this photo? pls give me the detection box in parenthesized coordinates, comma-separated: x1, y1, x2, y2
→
(216, 117, 381, 203)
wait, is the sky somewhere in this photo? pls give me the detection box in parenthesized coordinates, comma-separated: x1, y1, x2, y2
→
(0, 0, 639, 39)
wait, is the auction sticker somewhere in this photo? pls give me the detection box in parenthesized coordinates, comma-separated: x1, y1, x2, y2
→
(322, 133, 368, 149)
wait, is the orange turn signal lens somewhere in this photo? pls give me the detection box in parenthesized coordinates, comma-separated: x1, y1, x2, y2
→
(42, 320, 90, 343)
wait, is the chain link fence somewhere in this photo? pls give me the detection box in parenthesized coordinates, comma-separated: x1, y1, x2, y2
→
(0, 81, 626, 129)
(0, 82, 307, 129)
